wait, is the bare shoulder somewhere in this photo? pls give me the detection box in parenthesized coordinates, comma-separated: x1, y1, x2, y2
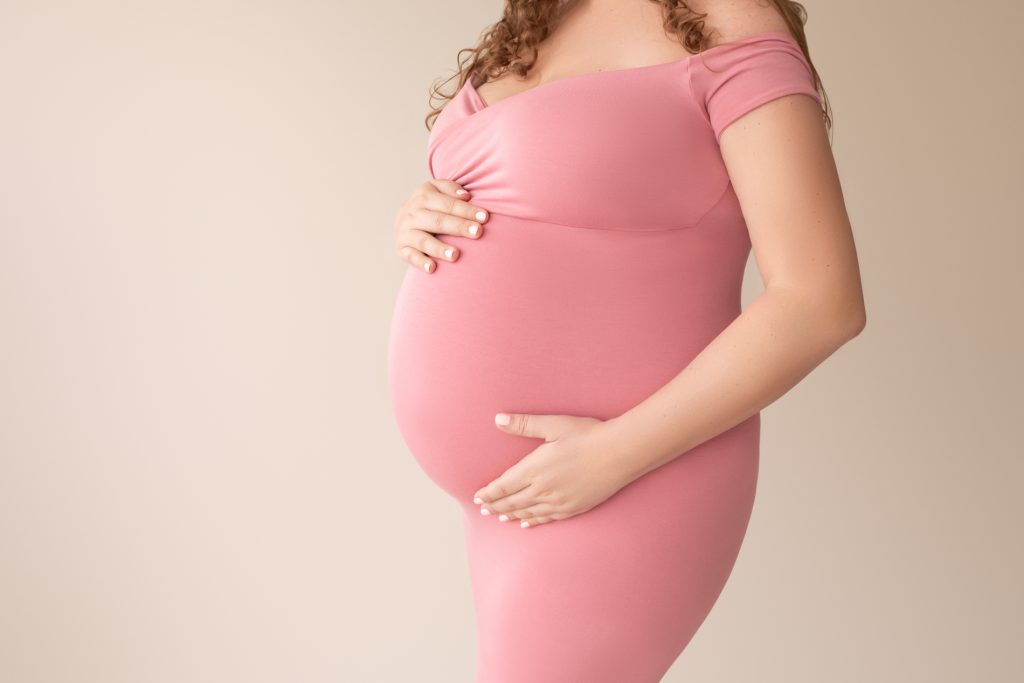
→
(686, 0, 794, 45)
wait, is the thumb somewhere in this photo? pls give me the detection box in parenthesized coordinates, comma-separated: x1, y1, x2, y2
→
(494, 412, 571, 441)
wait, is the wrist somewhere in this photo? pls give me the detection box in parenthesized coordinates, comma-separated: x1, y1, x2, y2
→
(598, 414, 649, 484)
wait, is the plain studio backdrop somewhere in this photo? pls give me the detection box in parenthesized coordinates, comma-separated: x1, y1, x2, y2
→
(1, 1, 1021, 681)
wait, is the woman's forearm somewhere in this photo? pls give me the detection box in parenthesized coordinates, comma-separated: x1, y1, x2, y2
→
(601, 285, 865, 482)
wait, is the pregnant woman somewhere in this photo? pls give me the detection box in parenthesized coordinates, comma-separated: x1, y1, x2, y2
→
(388, 0, 865, 680)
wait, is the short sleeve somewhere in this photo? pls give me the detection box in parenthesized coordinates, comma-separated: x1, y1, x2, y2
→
(688, 32, 822, 143)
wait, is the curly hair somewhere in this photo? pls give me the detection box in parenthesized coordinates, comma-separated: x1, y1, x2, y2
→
(424, 0, 831, 135)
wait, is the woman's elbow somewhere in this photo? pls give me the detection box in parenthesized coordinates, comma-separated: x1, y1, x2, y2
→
(841, 305, 867, 340)
(826, 293, 867, 343)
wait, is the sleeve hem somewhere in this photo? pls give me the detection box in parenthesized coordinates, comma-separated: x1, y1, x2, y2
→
(686, 59, 713, 131)
(713, 88, 822, 144)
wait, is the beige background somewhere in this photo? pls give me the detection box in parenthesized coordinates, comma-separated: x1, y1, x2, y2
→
(1, 1, 1021, 681)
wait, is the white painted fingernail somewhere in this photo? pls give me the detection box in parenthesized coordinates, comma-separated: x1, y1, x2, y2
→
(498, 514, 508, 522)
(468, 223, 479, 236)
(480, 507, 490, 516)
(473, 497, 483, 504)
(422, 261, 431, 272)
(475, 210, 487, 221)
(520, 520, 530, 528)
(456, 189, 467, 196)
(444, 247, 454, 259)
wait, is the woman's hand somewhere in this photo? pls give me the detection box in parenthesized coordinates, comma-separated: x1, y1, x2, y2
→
(393, 179, 490, 273)
(472, 413, 637, 528)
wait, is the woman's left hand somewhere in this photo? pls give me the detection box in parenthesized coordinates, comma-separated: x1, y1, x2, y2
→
(471, 412, 636, 528)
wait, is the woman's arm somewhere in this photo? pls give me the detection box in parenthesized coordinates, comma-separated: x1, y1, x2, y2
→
(473, 93, 865, 526)
(602, 92, 866, 483)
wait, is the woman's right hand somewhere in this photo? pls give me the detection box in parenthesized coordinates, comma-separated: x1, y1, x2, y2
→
(393, 179, 490, 273)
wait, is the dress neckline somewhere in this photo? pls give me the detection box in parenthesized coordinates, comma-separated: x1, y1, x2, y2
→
(465, 30, 802, 113)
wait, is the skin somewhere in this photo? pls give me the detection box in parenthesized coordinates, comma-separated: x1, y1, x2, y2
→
(392, 179, 490, 272)
(395, 0, 867, 529)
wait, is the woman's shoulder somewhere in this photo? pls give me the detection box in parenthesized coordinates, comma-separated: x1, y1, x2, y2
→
(684, 3, 822, 143)
(692, 0, 795, 49)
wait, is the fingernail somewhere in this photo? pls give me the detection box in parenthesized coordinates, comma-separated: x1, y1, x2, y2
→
(480, 507, 491, 516)
(468, 223, 479, 236)
(422, 261, 431, 272)
(498, 514, 508, 522)
(444, 247, 454, 260)
(475, 210, 487, 221)
(494, 413, 510, 426)
(473, 497, 483, 504)
(520, 520, 530, 528)
(456, 189, 467, 196)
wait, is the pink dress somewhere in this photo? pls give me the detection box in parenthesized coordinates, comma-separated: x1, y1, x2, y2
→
(387, 31, 823, 682)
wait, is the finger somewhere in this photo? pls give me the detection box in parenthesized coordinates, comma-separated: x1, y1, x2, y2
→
(427, 178, 472, 200)
(500, 501, 558, 523)
(486, 486, 540, 519)
(398, 245, 440, 273)
(397, 228, 460, 263)
(520, 513, 560, 529)
(419, 184, 489, 224)
(421, 184, 489, 224)
(473, 476, 530, 513)
(409, 205, 485, 240)
(494, 412, 575, 441)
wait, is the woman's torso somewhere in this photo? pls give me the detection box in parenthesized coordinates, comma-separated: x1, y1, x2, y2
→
(387, 28, 820, 499)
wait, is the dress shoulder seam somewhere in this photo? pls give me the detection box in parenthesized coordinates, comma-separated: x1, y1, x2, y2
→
(685, 58, 714, 134)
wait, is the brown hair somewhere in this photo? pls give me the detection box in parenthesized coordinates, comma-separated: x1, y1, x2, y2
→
(424, 0, 831, 136)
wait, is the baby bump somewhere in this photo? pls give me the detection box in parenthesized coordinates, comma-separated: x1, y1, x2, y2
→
(386, 213, 743, 500)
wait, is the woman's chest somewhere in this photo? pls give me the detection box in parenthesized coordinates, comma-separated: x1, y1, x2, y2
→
(426, 64, 732, 231)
